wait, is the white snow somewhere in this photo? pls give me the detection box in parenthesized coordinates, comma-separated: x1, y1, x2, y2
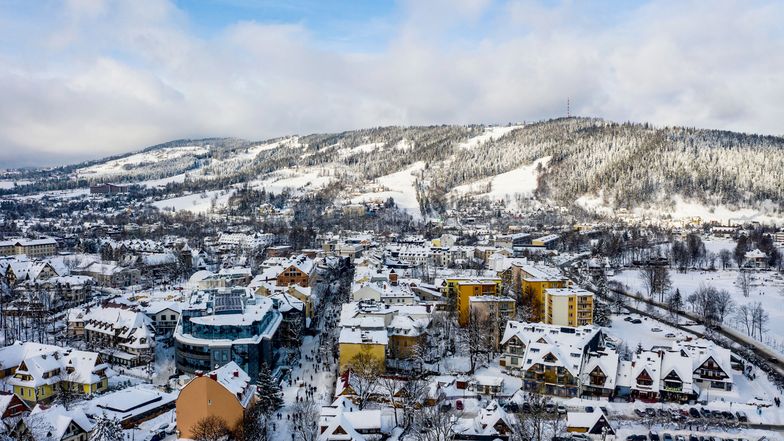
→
(250, 167, 334, 195)
(450, 156, 551, 210)
(339, 142, 383, 157)
(351, 161, 425, 220)
(151, 189, 235, 214)
(0, 179, 32, 189)
(457, 125, 523, 150)
(77, 146, 208, 179)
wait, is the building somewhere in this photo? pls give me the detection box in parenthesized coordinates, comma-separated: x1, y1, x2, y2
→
(566, 409, 615, 436)
(73, 261, 140, 288)
(499, 322, 603, 397)
(174, 288, 282, 379)
(468, 296, 516, 347)
(0, 238, 57, 258)
(7, 345, 110, 406)
(84, 384, 177, 429)
(442, 275, 502, 299)
(176, 362, 256, 440)
(338, 327, 388, 373)
(511, 263, 569, 322)
(14, 404, 93, 441)
(144, 302, 182, 335)
(77, 306, 155, 367)
(89, 183, 128, 194)
(744, 248, 768, 269)
(276, 255, 317, 287)
(543, 287, 594, 327)
(456, 280, 503, 327)
(531, 234, 560, 250)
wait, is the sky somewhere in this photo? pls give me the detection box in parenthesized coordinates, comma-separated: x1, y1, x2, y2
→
(0, 0, 783, 167)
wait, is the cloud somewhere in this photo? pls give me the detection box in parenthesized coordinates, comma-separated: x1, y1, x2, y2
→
(0, 0, 782, 167)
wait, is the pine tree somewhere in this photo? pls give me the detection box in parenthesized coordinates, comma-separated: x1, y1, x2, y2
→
(90, 415, 124, 441)
(256, 364, 283, 415)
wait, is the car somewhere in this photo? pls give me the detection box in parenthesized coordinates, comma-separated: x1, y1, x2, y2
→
(584, 406, 595, 413)
(440, 403, 453, 412)
(663, 434, 673, 441)
(721, 411, 735, 420)
(600, 406, 608, 415)
(522, 402, 532, 413)
(646, 408, 657, 417)
(657, 408, 668, 417)
(699, 408, 712, 418)
(689, 408, 701, 418)
(631, 319, 643, 324)
(651, 327, 663, 332)
(456, 400, 464, 411)
(545, 402, 557, 413)
(669, 408, 682, 417)
(557, 405, 567, 414)
(676, 436, 686, 441)
(625, 316, 634, 322)
(635, 409, 647, 417)
(504, 402, 519, 412)
(665, 333, 677, 338)
(649, 431, 660, 441)
(570, 435, 591, 441)
(711, 410, 723, 419)
(689, 436, 699, 441)
(736, 411, 748, 422)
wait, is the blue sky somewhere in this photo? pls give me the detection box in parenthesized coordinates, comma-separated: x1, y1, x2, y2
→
(0, 0, 782, 167)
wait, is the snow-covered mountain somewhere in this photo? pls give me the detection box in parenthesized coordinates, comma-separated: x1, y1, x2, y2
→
(9, 118, 784, 223)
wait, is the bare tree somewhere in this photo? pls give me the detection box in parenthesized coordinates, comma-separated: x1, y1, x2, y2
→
(737, 270, 751, 297)
(377, 375, 404, 427)
(411, 405, 462, 441)
(713, 289, 735, 325)
(349, 348, 384, 409)
(751, 302, 769, 340)
(512, 392, 551, 441)
(735, 304, 753, 336)
(290, 398, 319, 441)
(191, 415, 230, 441)
(719, 249, 733, 270)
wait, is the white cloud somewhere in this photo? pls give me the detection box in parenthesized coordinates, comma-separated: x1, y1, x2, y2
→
(0, 0, 782, 167)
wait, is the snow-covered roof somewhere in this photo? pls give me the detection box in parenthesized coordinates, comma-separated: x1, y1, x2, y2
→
(339, 327, 388, 345)
(26, 404, 93, 441)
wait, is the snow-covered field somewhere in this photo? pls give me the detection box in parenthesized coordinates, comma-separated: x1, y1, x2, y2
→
(77, 146, 209, 179)
(457, 125, 523, 149)
(612, 268, 784, 352)
(250, 167, 334, 195)
(577, 193, 784, 225)
(0, 179, 32, 189)
(351, 161, 425, 220)
(450, 156, 551, 211)
(151, 189, 235, 214)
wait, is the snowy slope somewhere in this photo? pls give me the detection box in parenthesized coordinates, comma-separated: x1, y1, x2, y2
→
(450, 156, 551, 210)
(77, 146, 208, 179)
(457, 125, 523, 149)
(249, 167, 334, 194)
(351, 162, 425, 220)
(151, 189, 235, 214)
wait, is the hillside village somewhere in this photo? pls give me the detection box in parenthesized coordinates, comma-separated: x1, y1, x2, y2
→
(0, 151, 784, 441)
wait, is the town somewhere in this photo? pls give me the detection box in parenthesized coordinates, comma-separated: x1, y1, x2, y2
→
(0, 175, 783, 441)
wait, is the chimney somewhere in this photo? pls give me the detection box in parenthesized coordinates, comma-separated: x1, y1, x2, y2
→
(389, 271, 398, 286)
(210, 373, 218, 381)
(195, 370, 204, 377)
(233, 370, 239, 378)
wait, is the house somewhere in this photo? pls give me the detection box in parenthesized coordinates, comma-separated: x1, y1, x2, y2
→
(531, 234, 560, 250)
(8, 348, 111, 406)
(566, 409, 615, 435)
(90, 183, 128, 194)
(681, 340, 734, 393)
(511, 263, 569, 322)
(276, 255, 317, 287)
(73, 261, 140, 288)
(744, 249, 768, 269)
(453, 401, 513, 441)
(143, 302, 182, 335)
(175, 362, 256, 440)
(499, 322, 603, 397)
(338, 327, 388, 372)
(0, 392, 30, 432)
(76, 306, 156, 367)
(580, 350, 619, 398)
(628, 350, 662, 402)
(659, 348, 694, 402)
(13, 404, 93, 441)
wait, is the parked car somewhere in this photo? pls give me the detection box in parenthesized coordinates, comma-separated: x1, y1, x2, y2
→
(676, 435, 686, 441)
(635, 409, 647, 417)
(522, 402, 532, 413)
(689, 435, 699, 441)
(584, 406, 595, 413)
(600, 406, 609, 415)
(665, 333, 677, 338)
(557, 405, 567, 415)
(545, 402, 557, 413)
(721, 411, 735, 420)
(649, 431, 660, 441)
(504, 402, 519, 412)
(646, 408, 657, 417)
(689, 408, 701, 418)
(631, 319, 643, 324)
(663, 433, 673, 441)
(736, 411, 748, 422)
(651, 327, 663, 332)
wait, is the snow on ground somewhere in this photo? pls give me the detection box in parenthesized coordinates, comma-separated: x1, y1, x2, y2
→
(457, 125, 523, 150)
(77, 146, 209, 179)
(137, 172, 190, 188)
(450, 156, 551, 211)
(13, 188, 90, 201)
(339, 142, 383, 157)
(577, 193, 784, 225)
(0, 179, 32, 189)
(151, 189, 235, 214)
(351, 162, 425, 220)
(612, 268, 784, 353)
(249, 167, 334, 195)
